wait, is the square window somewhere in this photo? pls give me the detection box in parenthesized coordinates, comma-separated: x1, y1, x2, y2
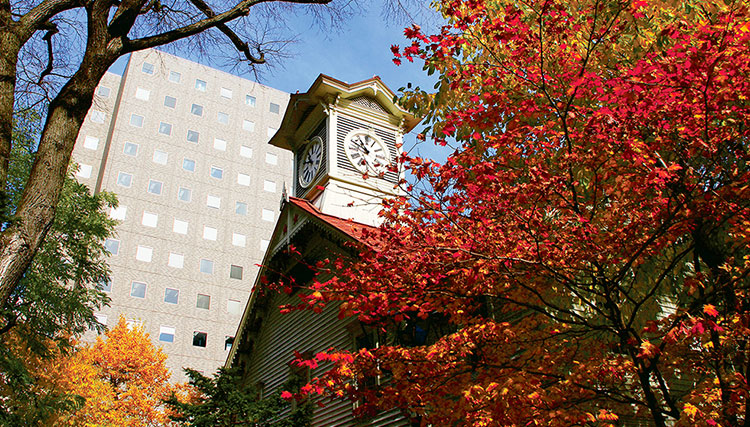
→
(242, 120, 255, 132)
(245, 95, 256, 107)
(235, 202, 247, 215)
(237, 173, 250, 186)
(230, 265, 243, 280)
(217, 111, 229, 124)
(142, 62, 154, 74)
(147, 179, 162, 195)
(123, 142, 138, 156)
(227, 299, 242, 315)
(97, 279, 112, 292)
(187, 130, 199, 143)
(76, 164, 92, 178)
(209, 166, 223, 180)
(131, 281, 146, 298)
(213, 138, 227, 151)
(142, 211, 158, 227)
(96, 86, 111, 98)
(270, 102, 280, 114)
(260, 239, 270, 251)
(135, 245, 153, 262)
(164, 96, 176, 108)
(263, 180, 276, 193)
(158, 122, 172, 136)
(225, 336, 234, 351)
(206, 195, 221, 209)
(239, 145, 252, 158)
(164, 288, 179, 304)
(135, 87, 150, 101)
(130, 114, 144, 128)
(104, 239, 120, 255)
(117, 172, 132, 188)
(95, 313, 108, 326)
(262, 208, 274, 222)
(199, 259, 213, 274)
(267, 127, 277, 138)
(193, 331, 207, 347)
(191, 103, 203, 116)
(90, 110, 106, 123)
(196, 294, 210, 309)
(173, 219, 188, 234)
(168, 252, 184, 268)
(202, 226, 217, 241)
(232, 233, 246, 247)
(169, 71, 181, 83)
(220, 87, 232, 99)
(195, 79, 207, 91)
(83, 136, 99, 150)
(159, 326, 175, 343)
(109, 206, 127, 220)
(265, 153, 278, 165)
(153, 149, 168, 165)
(182, 158, 196, 172)
(177, 187, 191, 202)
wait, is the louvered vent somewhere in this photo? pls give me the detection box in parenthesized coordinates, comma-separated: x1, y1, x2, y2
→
(336, 116, 399, 184)
(350, 96, 388, 114)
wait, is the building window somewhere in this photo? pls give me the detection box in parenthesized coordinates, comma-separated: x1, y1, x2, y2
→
(245, 95, 256, 107)
(213, 138, 227, 151)
(195, 79, 207, 91)
(83, 136, 99, 150)
(135, 245, 153, 262)
(260, 239, 270, 251)
(147, 179, 163, 195)
(196, 294, 210, 309)
(164, 95, 177, 108)
(158, 122, 172, 136)
(187, 130, 199, 143)
(130, 281, 147, 298)
(220, 87, 232, 99)
(135, 87, 150, 101)
(152, 149, 168, 165)
(232, 233, 246, 247)
(269, 102, 280, 114)
(230, 265, 243, 280)
(130, 114, 144, 128)
(242, 120, 255, 132)
(109, 206, 127, 220)
(96, 86, 111, 98)
(263, 180, 276, 193)
(239, 145, 252, 158)
(199, 259, 213, 274)
(235, 202, 247, 215)
(123, 142, 138, 157)
(182, 158, 196, 172)
(168, 252, 184, 268)
(173, 219, 188, 234)
(142, 211, 158, 227)
(190, 103, 203, 116)
(159, 326, 175, 343)
(227, 299, 242, 315)
(262, 209, 274, 222)
(237, 173, 250, 186)
(193, 332, 207, 347)
(206, 195, 221, 209)
(117, 172, 133, 188)
(104, 239, 119, 255)
(202, 226, 217, 241)
(76, 164, 92, 179)
(209, 166, 223, 180)
(164, 288, 179, 304)
(217, 111, 229, 124)
(265, 152, 278, 165)
(95, 313, 108, 326)
(225, 336, 234, 351)
(177, 187, 191, 202)
(267, 127, 277, 138)
(90, 110, 106, 123)
(142, 62, 154, 74)
(97, 279, 112, 293)
(169, 71, 181, 83)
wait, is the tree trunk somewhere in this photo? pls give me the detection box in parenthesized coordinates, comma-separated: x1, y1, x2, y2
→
(0, 32, 20, 190)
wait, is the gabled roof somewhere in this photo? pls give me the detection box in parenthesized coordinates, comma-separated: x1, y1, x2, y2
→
(286, 197, 376, 242)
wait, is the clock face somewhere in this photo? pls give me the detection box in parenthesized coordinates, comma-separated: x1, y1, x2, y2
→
(298, 136, 323, 188)
(344, 131, 390, 175)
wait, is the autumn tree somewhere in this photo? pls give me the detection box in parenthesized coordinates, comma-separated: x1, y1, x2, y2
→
(291, 0, 750, 426)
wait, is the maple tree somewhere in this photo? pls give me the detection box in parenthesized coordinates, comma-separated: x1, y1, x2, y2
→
(288, 0, 750, 426)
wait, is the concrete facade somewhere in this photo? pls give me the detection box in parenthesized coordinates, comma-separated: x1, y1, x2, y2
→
(72, 49, 292, 380)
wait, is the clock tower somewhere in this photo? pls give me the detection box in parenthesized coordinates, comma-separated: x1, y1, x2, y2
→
(269, 74, 420, 226)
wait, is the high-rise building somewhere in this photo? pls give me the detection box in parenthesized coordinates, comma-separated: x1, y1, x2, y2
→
(72, 49, 292, 380)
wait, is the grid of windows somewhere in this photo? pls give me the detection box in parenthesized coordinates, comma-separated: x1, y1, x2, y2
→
(240, 145, 252, 158)
(169, 71, 181, 83)
(131, 281, 147, 298)
(195, 79, 207, 91)
(147, 179, 163, 195)
(232, 233, 246, 247)
(117, 172, 133, 187)
(202, 226, 217, 241)
(193, 332, 207, 347)
(97, 86, 111, 98)
(83, 136, 99, 150)
(90, 110, 106, 123)
(207, 195, 221, 209)
(263, 180, 276, 193)
(95, 313, 108, 325)
(262, 209, 274, 222)
(76, 164, 92, 178)
(209, 166, 223, 180)
(159, 122, 172, 136)
(270, 102, 280, 114)
(173, 219, 189, 234)
(265, 153, 278, 165)
(196, 294, 210, 309)
(220, 87, 232, 98)
(230, 265, 243, 280)
(142, 212, 158, 227)
(213, 138, 227, 151)
(217, 111, 229, 124)
(227, 299, 242, 315)
(182, 158, 196, 172)
(191, 103, 204, 116)
(168, 252, 184, 268)
(142, 62, 154, 74)
(237, 173, 250, 186)
(164, 95, 176, 108)
(199, 259, 213, 274)
(159, 326, 175, 343)
(98, 279, 112, 292)
(130, 114, 144, 127)
(123, 142, 138, 156)
(235, 202, 247, 215)
(153, 150, 168, 165)
(164, 288, 179, 304)
(136, 245, 153, 262)
(110, 206, 127, 220)
(242, 120, 255, 132)
(177, 187, 191, 202)
(135, 87, 150, 101)
(104, 239, 120, 255)
(245, 95, 256, 106)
